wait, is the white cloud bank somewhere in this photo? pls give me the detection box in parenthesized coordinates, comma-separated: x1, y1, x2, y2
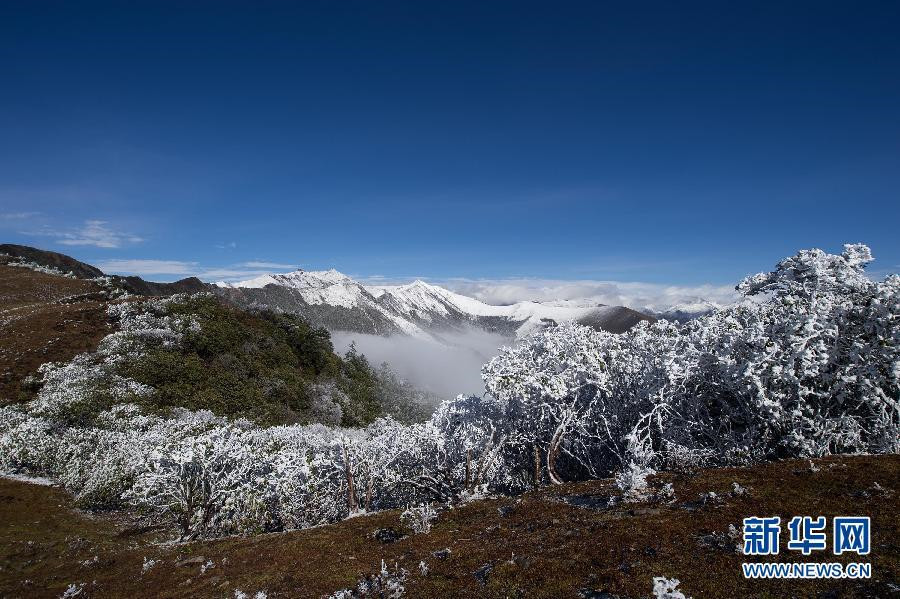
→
(433, 278, 740, 312)
(331, 329, 510, 399)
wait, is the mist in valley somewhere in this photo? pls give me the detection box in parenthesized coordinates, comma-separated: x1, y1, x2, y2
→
(330, 328, 514, 400)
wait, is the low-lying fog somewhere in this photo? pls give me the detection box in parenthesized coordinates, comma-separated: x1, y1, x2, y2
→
(331, 329, 514, 399)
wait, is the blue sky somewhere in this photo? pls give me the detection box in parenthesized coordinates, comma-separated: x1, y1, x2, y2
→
(1, 1, 898, 294)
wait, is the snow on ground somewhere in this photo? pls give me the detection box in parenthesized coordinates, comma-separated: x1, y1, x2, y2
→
(2, 472, 56, 486)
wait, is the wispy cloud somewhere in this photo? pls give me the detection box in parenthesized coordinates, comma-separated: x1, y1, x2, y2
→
(95, 259, 198, 276)
(239, 261, 298, 269)
(26, 220, 144, 248)
(0, 211, 41, 220)
(215, 241, 238, 249)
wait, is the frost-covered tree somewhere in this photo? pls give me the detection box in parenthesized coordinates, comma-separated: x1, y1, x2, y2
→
(480, 243, 898, 483)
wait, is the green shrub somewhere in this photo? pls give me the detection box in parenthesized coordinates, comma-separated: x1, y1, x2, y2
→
(116, 296, 425, 427)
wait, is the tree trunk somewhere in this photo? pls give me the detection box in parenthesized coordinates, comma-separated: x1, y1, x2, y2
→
(343, 444, 357, 512)
(547, 414, 571, 485)
(465, 449, 472, 490)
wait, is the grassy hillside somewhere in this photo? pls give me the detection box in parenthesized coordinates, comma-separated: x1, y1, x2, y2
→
(0, 261, 112, 404)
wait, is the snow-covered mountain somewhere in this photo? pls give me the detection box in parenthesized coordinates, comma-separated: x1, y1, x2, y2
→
(222, 269, 365, 308)
(653, 301, 721, 323)
(216, 269, 654, 339)
(217, 269, 426, 336)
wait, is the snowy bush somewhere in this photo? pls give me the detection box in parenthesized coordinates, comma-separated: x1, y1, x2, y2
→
(615, 462, 655, 502)
(4, 256, 76, 278)
(653, 576, 691, 599)
(127, 426, 275, 538)
(480, 244, 899, 484)
(308, 382, 346, 426)
(141, 557, 157, 575)
(327, 560, 408, 598)
(60, 582, 86, 598)
(400, 504, 437, 534)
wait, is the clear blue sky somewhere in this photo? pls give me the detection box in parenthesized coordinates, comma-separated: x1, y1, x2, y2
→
(1, 1, 898, 286)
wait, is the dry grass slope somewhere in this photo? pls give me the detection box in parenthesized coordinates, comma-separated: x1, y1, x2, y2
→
(0, 261, 112, 404)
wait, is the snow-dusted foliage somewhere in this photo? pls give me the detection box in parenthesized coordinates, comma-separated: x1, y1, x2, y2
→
(652, 576, 691, 599)
(615, 462, 655, 502)
(327, 560, 407, 598)
(1, 254, 76, 278)
(60, 582, 86, 598)
(0, 245, 896, 539)
(480, 244, 898, 486)
(400, 503, 437, 534)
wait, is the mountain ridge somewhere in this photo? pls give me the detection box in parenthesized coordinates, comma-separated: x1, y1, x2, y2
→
(1, 244, 660, 338)
(217, 267, 656, 338)
(0, 244, 208, 297)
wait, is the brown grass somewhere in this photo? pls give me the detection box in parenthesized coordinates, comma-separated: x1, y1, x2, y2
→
(0, 262, 112, 403)
(1, 455, 897, 598)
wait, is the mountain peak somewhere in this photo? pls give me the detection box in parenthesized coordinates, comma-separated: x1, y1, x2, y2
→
(278, 268, 351, 285)
(400, 279, 436, 291)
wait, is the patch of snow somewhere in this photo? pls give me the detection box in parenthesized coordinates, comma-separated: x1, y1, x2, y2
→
(1, 472, 56, 486)
(60, 582, 86, 598)
(653, 577, 691, 599)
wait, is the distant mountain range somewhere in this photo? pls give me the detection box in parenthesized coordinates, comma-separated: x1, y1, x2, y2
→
(2, 244, 720, 339)
(216, 268, 655, 339)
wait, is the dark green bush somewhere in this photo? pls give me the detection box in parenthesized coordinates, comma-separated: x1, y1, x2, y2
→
(117, 296, 429, 427)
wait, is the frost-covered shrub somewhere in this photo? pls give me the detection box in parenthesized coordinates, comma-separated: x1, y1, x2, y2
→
(481, 244, 899, 484)
(127, 426, 275, 539)
(400, 504, 437, 534)
(653, 577, 690, 599)
(60, 582, 86, 598)
(308, 382, 346, 426)
(4, 256, 76, 278)
(328, 560, 408, 598)
(141, 557, 157, 575)
(615, 462, 655, 502)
